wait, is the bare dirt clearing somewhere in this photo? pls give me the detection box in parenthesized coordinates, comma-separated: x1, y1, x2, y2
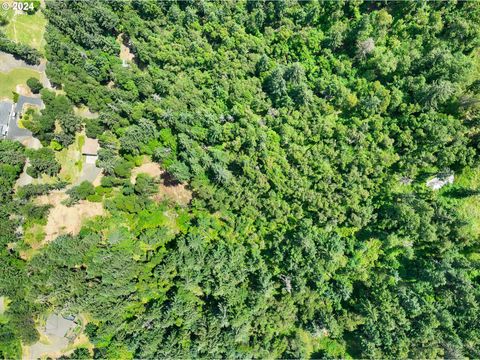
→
(117, 33, 135, 62)
(35, 190, 105, 243)
(131, 162, 192, 206)
(131, 162, 163, 183)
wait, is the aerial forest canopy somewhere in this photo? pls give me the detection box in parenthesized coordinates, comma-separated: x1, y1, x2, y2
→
(1, 0, 480, 358)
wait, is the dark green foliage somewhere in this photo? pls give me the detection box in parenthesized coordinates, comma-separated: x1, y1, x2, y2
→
(0, 31, 41, 65)
(66, 181, 95, 205)
(0, 13, 9, 26)
(26, 77, 43, 94)
(134, 173, 157, 197)
(25, 0, 41, 15)
(26, 148, 61, 178)
(85, 119, 104, 139)
(26, 90, 77, 146)
(0, 140, 38, 353)
(2, 1, 480, 359)
(113, 158, 133, 178)
(16, 181, 68, 200)
(0, 323, 21, 359)
(0, 140, 25, 172)
(58, 347, 91, 360)
(0, 140, 25, 201)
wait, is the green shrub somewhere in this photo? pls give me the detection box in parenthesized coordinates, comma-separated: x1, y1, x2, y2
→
(86, 194, 102, 202)
(65, 181, 95, 205)
(26, 77, 43, 94)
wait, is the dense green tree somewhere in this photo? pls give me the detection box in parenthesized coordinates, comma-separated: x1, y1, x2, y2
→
(2, 1, 480, 358)
(26, 148, 61, 178)
(26, 77, 43, 94)
(66, 181, 95, 205)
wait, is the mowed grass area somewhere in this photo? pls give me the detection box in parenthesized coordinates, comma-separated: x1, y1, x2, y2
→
(439, 167, 480, 238)
(0, 68, 40, 99)
(56, 133, 85, 183)
(0, 1, 47, 51)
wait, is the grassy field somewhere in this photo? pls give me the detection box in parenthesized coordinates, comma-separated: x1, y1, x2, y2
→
(0, 1, 47, 51)
(56, 133, 85, 183)
(439, 167, 480, 237)
(0, 68, 40, 99)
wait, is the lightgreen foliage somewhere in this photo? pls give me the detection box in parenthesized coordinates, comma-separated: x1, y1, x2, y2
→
(3, 1, 480, 358)
(134, 173, 157, 197)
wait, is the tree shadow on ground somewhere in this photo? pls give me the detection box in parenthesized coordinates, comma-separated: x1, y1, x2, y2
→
(160, 171, 181, 187)
(442, 187, 480, 199)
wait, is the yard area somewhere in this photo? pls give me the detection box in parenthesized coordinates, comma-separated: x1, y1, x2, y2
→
(439, 167, 480, 238)
(0, 0, 47, 51)
(56, 133, 85, 183)
(0, 68, 40, 100)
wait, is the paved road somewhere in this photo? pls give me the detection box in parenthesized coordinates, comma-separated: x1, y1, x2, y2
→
(0, 51, 43, 73)
(6, 95, 44, 140)
(0, 51, 51, 89)
(16, 95, 43, 113)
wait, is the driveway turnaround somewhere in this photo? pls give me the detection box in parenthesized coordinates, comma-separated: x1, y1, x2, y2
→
(6, 95, 44, 140)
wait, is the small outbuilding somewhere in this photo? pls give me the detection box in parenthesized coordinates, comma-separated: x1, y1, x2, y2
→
(426, 174, 454, 190)
(82, 137, 100, 164)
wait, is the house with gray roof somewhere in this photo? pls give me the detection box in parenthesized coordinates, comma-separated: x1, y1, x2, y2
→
(0, 101, 13, 138)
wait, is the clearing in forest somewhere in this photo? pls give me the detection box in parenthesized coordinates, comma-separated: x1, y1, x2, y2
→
(131, 161, 193, 206)
(35, 190, 105, 244)
(0, 0, 47, 51)
(117, 33, 135, 63)
(439, 167, 480, 239)
(24, 314, 92, 360)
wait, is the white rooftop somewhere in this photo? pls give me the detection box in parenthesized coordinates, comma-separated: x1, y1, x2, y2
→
(426, 174, 454, 190)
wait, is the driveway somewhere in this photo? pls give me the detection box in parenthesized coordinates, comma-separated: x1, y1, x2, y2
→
(0, 101, 13, 130)
(0, 51, 43, 73)
(16, 95, 44, 113)
(76, 163, 102, 185)
(6, 95, 44, 140)
(0, 51, 51, 89)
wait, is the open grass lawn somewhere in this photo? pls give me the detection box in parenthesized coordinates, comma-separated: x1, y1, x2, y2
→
(0, 1, 47, 51)
(56, 133, 85, 183)
(0, 67, 40, 99)
(439, 167, 480, 238)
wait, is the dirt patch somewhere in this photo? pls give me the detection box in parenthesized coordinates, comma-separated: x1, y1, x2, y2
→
(35, 190, 105, 243)
(155, 182, 192, 206)
(16, 84, 34, 96)
(20, 136, 42, 149)
(131, 162, 192, 206)
(92, 169, 103, 187)
(117, 33, 135, 62)
(131, 162, 163, 184)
